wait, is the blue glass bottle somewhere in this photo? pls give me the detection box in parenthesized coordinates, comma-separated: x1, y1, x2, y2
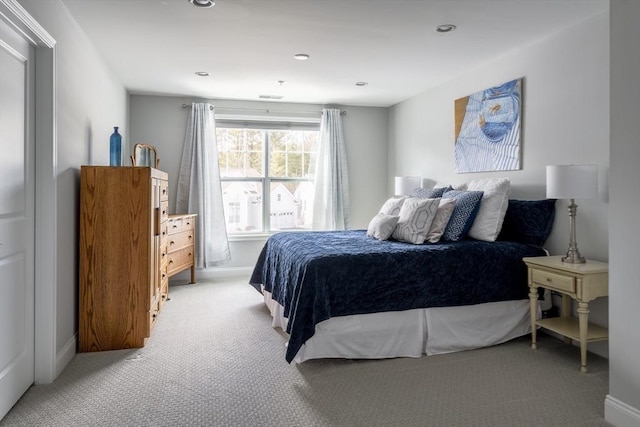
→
(109, 126, 122, 166)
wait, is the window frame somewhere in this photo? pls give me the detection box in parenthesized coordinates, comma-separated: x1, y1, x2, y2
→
(216, 118, 320, 235)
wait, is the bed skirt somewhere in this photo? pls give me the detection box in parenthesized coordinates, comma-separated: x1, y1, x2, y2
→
(262, 288, 538, 363)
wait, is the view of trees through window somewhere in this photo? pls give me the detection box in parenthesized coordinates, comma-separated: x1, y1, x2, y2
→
(216, 126, 319, 233)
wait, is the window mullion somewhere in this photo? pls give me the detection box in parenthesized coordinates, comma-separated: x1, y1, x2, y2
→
(263, 131, 270, 232)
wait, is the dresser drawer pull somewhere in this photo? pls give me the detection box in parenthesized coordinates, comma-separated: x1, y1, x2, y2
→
(170, 240, 175, 245)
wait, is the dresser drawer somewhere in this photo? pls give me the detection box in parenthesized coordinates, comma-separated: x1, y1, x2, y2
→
(531, 269, 576, 293)
(160, 240, 168, 269)
(160, 181, 169, 202)
(168, 230, 194, 252)
(168, 216, 195, 235)
(167, 246, 194, 276)
(168, 218, 182, 235)
(160, 201, 169, 221)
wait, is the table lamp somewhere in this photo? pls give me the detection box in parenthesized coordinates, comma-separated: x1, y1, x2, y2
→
(394, 176, 421, 196)
(546, 164, 598, 263)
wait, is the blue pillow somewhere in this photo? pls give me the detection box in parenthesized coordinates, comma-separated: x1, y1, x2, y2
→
(410, 186, 452, 199)
(497, 199, 556, 246)
(441, 190, 484, 241)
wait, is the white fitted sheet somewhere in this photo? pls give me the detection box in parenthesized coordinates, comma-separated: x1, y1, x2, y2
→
(262, 289, 536, 363)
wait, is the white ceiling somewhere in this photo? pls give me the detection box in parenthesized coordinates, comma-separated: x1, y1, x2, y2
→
(61, 0, 608, 107)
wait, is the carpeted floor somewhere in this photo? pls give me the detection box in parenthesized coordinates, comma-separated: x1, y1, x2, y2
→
(1, 278, 610, 427)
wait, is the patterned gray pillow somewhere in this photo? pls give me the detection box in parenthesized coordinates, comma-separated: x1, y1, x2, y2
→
(391, 198, 440, 244)
(379, 196, 407, 216)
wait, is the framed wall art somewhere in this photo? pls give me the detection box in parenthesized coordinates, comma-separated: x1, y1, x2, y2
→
(454, 78, 522, 173)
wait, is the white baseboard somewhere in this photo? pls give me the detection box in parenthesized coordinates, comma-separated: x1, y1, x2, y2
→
(55, 333, 77, 379)
(605, 395, 640, 426)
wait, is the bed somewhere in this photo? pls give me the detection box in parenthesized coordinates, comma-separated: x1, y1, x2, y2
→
(250, 194, 557, 364)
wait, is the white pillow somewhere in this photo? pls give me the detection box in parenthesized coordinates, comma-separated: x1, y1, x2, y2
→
(391, 198, 440, 244)
(425, 198, 456, 243)
(466, 178, 510, 241)
(366, 213, 400, 240)
(379, 196, 407, 216)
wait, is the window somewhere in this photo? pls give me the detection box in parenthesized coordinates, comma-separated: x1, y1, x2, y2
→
(216, 122, 319, 234)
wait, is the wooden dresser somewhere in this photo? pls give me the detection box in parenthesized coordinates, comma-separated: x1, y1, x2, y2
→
(167, 213, 197, 284)
(79, 166, 168, 352)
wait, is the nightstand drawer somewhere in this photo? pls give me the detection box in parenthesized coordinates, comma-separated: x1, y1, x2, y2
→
(531, 269, 575, 293)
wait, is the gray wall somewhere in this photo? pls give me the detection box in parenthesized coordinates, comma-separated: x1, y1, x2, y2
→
(129, 95, 388, 274)
(389, 12, 610, 358)
(606, 0, 640, 424)
(19, 0, 127, 367)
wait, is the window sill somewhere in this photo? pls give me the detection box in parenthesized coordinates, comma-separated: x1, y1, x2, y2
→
(228, 233, 272, 242)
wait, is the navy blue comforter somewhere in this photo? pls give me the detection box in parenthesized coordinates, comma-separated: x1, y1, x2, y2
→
(249, 230, 545, 362)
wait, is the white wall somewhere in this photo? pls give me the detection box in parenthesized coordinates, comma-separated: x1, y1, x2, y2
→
(18, 0, 127, 377)
(605, 1, 640, 425)
(389, 12, 610, 357)
(129, 95, 388, 274)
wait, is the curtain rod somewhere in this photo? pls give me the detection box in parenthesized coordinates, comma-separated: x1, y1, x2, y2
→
(180, 104, 346, 116)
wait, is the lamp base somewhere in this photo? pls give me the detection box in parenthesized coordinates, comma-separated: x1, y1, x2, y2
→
(561, 199, 586, 264)
(562, 250, 586, 264)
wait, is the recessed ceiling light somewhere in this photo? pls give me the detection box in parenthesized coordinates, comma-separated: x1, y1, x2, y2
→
(355, 82, 368, 87)
(435, 24, 457, 33)
(189, 0, 215, 8)
(293, 53, 310, 61)
(195, 71, 210, 77)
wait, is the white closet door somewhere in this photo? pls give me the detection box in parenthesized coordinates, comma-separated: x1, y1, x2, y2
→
(0, 15, 36, 420)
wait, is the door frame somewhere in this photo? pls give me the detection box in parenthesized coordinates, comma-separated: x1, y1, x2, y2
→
(0, 0, 58, 384)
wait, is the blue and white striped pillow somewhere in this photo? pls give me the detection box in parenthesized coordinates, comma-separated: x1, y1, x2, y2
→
(441, 190, 484, 241)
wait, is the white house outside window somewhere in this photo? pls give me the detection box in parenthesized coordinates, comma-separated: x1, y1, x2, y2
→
(216, 121, 319, 234)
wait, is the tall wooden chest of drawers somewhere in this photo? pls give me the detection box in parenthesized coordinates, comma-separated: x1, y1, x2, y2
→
(167, 213, 197, 284)
(79, 166, 168, 352)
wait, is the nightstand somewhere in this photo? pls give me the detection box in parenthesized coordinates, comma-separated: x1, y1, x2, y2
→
(523, 255, 608, 373)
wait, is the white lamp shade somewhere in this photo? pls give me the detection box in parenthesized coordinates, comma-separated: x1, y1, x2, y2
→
(394, 176, 421, 196)
(546, 164, 598, 199)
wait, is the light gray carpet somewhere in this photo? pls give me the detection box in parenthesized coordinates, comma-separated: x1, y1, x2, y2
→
(1, 278, 610, 427)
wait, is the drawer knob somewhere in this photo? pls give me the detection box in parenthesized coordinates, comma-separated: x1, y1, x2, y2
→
(169, 260, 173, 265)
(188, 235, 193, 239)
(173, 225, 178, 229)
(170, 241, 175, 245)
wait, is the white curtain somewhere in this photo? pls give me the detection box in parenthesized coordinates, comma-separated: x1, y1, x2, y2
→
(176, 103, 231, 268)
(312, 108, 350, 230)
